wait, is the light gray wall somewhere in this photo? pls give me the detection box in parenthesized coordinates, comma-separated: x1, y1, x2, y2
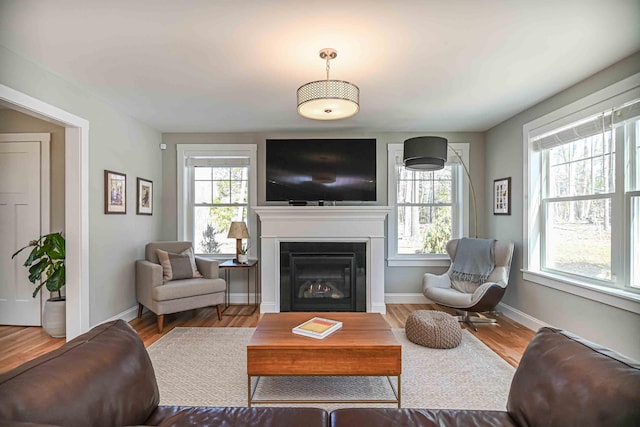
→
(162, 131, 485, 295)
(0, 46, 165, 325)
(0, 109, 65, 233)
(485, 51, 640, 360)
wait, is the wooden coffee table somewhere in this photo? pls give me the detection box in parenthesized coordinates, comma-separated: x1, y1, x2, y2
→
(246, 312, 402, 407)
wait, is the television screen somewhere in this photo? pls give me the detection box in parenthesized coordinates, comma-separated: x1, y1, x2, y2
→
(266, 139, 376, 202)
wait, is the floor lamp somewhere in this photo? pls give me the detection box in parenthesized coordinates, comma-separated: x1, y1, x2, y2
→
(403, 136, 478, 238)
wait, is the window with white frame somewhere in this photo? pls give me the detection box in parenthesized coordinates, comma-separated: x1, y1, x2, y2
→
(525, 80, 640, 297)
(177, 144, 257, 257)
(387, 143, 469, 266)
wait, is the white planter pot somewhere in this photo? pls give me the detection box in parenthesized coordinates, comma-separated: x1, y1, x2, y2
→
(237, 254, 248, 264)
(43, 298, 66, 338)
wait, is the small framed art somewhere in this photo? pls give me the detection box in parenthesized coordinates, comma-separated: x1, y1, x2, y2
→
(104, 170, 127, 214)
(493, 177, 511, 215)
(136, 177, 153, 215)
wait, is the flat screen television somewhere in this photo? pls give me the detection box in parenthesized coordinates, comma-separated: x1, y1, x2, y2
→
(266, 139, 376, 202)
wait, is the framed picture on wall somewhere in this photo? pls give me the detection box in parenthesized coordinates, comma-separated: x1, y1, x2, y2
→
(136, 177, 153, 215)
(104, 170, 127, 214)
(493, 177, 511, 215)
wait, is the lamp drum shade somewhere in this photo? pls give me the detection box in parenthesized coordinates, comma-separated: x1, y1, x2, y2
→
(297, 79, 360, 120)
(227, 221, 249, 239)
(403, 136, 448, 171)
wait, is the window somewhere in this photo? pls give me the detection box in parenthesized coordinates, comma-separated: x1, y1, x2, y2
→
(387, 143, 470, 266)
(177, 144, 257, 257)
(193, 162, 248, 255)
(538, 117, 616, 281)
(524, 74, 640, 306)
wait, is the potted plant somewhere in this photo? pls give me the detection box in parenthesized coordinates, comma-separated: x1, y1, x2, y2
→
(238, 242, 249, 264)
(11, 232, 66, 338)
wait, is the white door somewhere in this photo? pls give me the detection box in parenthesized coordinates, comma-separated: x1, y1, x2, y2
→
(0, 134, 49, 326)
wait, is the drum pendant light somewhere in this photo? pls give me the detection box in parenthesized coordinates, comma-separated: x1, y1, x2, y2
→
(297, 48, 359, 120)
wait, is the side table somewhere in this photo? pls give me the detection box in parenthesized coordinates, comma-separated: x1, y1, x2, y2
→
(219, 259, 260, 316)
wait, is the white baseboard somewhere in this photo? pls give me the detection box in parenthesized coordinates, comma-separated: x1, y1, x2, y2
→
(100, 296, 260, 325)
(259, 302, 277, 313)
(101, 296, 260, 325)
(99, 305, 139, 326)
(229, 292, 259, 305)
(370, 303, 387, 314)
(384, 292, 431, 304)
(107, 297, 546, 334)
(496, 302, 550, 332)
(383, 293, 546, 332)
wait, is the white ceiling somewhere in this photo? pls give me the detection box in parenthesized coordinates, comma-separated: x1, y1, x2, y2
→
(1, 0, 638, 133)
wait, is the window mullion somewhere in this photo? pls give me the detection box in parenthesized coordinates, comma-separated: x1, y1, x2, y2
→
(398, 203, 453, 207)
(209, 172, 215, 209)
(187, 166, 195, 244)
(540, 152, 550, 270)
(542, 193, 613, 203)
(201, 202, 248, 210)
(611, 126, 625, 288)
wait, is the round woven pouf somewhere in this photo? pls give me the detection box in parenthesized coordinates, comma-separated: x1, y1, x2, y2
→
(405, 310, 462, 349)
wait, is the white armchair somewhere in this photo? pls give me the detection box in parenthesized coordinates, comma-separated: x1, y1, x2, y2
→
(423, 239, 514, 331)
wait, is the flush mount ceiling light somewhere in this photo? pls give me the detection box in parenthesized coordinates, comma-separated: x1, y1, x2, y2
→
(297, 48, 360, 120)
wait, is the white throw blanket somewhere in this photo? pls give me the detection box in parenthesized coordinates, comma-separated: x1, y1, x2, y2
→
(451, 238, 495, 284)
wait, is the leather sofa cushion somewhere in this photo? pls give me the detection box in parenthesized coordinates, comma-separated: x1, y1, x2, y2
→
(507, 327, 640, 427)
(145, 406, 328, 427)
(0, 320, 160, 427)
(153, 277, 225, 301)
(330, 408, 517, 427)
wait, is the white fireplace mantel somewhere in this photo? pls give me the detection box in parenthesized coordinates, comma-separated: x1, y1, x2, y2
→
(254, 206, 391, 314)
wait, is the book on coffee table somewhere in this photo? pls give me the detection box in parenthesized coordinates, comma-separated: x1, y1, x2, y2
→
(292, 317, 343, 339)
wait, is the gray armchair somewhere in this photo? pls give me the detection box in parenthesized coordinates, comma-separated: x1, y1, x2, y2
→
(136, 241, 226, 332)
(423, 238, 514, 331)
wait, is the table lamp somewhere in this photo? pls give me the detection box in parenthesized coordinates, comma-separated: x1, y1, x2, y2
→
(227, 221, 249, 262)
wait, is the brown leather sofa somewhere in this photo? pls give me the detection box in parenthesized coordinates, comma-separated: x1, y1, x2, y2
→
(0, 320, 326, 427)
(331, 327, 640, 427)
(1, 320, 638, 427)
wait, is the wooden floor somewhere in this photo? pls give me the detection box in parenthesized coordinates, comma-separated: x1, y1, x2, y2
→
(0, 304, 535, 374)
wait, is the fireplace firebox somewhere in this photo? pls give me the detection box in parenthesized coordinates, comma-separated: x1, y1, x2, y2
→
(280, 242, 366, 312)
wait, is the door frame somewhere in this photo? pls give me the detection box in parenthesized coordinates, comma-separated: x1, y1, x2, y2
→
(0, 84, 90, 340)
(0, 133, 51, 319)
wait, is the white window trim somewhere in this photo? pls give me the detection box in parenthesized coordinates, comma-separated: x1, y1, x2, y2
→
(387, 142, 470, 267)
(523, 72, 640, 314)
(177, 144, 258, 259)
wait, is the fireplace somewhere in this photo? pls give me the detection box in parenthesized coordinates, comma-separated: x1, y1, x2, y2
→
(254, 206, 390, 313)
(280, 242, 366, 312)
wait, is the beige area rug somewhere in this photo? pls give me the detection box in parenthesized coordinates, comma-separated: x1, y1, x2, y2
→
(147, 327, 515, 411)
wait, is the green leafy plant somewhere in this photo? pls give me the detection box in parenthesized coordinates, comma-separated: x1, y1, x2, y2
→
(11, 232, 66, 300)
(239, 242, 249, 255)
